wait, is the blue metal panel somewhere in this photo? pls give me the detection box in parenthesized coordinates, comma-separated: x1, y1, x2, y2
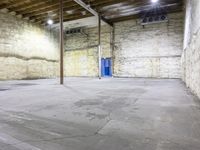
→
(101, 58, 105, 76)
(101, 58, 112, 77)
(105, 59, 110, 67)
(108, 58, 112, 76)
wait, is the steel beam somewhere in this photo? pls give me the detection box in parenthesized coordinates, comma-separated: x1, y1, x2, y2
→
(73, 0, 113, 27)
(98, 15, 102, 79)
(60, 0, 64, 84)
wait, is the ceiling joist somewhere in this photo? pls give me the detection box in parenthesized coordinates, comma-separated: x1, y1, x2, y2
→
(0, 0, 183, 25)
(73, 0, 113, 26)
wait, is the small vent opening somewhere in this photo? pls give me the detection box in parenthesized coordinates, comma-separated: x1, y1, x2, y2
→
(65, 27, 88, 36)
(140, 5, 168, 25)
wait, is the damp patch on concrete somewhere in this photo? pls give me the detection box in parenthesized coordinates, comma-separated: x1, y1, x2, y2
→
(0, 88, 10, 91)
(12, 83, 38, 86)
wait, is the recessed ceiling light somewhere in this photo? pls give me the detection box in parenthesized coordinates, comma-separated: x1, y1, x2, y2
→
(152, 0, 159, 3)
(47, 19, 53, 25)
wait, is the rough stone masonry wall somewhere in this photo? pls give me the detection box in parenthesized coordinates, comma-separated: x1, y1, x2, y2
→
(64, 25, 111, 77)
(0, 10, 59, 80)
(182, 0, 200, 98)
(114, 12, 184, 78)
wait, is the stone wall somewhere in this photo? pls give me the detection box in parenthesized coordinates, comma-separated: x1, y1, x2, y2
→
(0, 10, 59, 80)
(0, 10, 185, 80)
(64, 13, 184, 78)
(182, 0, 200, 98)
(64, 26, 112, 77)
(114, 12, 184, 78)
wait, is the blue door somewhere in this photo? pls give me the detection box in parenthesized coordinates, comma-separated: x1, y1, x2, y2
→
(101, 58, 112, 77)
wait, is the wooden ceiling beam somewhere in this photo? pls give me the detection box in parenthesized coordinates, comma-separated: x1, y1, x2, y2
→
(0, 0, 27, 9)
(100, 0, 182, 18)
(109, 5, 183, 22)
(23, 0, 119, 19)
(30, 7, 87, 21)
(37, 0, 178, 25)
(73, 0, 114, 26)
(8, 0, 59, 12)
(16, 0, 71, 15)
(0, 0, 20, 5)
(0, 0, 183, 25)
(91, 0, 129, 11)
(33, 7, 86, 23)
(98, 0, 180, 11)
(38, 13, 92, 25)
(52, 13, 93, 25)
(30, 0, 124, 21)
(23, 1, 78, 18)
(104, 1, 183, 19)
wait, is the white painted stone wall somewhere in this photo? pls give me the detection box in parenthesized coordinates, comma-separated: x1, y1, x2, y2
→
(114, 12, 184, 78)
(64, 26, 112, 77)
(182, 0, 200, 98)
(0, 11, 59, 80)
(0, 10, 185, 80)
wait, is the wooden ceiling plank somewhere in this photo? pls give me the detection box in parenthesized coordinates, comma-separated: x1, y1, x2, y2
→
(1, 0, 183, 25)
(104, 1, 183, 19)
(23, 0, 111, 19)
(0, 0, 27, 9)
(73, 0, 113, 26)
(23, 1, 78, 18)
(16, 0, 71, 15)
(29, 0, 120, 25)
(9, 0, 57, 12)
(30, 7, 87, 21)
(109, 5, 183, 22)
(37, 13, 92, 24)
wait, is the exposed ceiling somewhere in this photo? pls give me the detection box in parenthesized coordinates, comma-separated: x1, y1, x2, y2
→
(52, 16, 106, 29)
(0, 0, 183, 25)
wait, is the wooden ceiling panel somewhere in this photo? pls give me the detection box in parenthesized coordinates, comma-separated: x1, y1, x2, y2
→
(0, 0, 183, 25)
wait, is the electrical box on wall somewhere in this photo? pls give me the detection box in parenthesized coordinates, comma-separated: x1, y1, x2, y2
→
(140, 5, 168, 26)
(141, 14, 168, 25)
(101, 58, 112, 77)
(65, 27, 88, 36)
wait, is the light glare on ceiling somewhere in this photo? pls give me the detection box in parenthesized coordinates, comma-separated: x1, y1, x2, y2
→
(47, 19, 53, 25)
(152, 0, 159, 3)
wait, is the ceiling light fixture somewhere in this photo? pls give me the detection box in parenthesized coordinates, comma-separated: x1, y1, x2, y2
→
(152, 0, 159, 3)
(47, 19, 53, 25)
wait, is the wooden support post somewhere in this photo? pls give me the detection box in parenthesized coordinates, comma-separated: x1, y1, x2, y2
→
(111, 26, 115, 77)
(59, 0, 64, 84)
(98, 15, 102, 79)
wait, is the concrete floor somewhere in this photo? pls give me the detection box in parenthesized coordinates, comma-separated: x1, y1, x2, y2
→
(0, 78, 200, 150)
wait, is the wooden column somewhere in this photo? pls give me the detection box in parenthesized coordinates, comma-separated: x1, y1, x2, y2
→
(98, 15, 102, 79)
(60, 0, 64, 84)
(111, 26, 115, 77)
